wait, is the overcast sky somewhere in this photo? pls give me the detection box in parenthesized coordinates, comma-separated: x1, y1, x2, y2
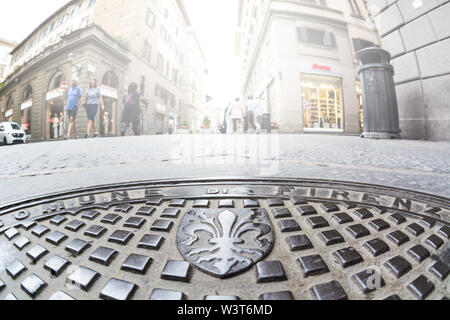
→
(0, 0, 240, 109)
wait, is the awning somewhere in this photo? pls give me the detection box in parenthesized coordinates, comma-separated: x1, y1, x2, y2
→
(5, 109, 13, 117)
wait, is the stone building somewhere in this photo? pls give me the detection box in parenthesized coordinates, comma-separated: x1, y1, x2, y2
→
(0, 38, 17, 82)
(0, 0, 207, 141)
(364, 0, 450, 141)
(237, 0, 380, 134)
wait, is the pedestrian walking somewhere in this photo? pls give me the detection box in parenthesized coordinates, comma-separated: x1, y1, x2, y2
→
(227, 98, 245, 134)
(53, 113, 60, 139)
(246, 95, 258, 133)
(83, 78, 104, 138)
(64, 79, 82, 139)
(120, 82, 141, 136)
(59, 112, 65, 138)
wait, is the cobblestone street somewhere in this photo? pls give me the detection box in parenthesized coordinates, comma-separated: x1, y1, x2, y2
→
(1, 134, 449, 204)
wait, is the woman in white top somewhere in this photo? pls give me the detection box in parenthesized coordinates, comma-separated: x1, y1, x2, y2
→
(227, 98, 245, 134)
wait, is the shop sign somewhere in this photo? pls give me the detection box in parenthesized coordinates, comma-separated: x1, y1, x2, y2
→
(312, 63, 331, 71)
(101, 85, 118, 99)
(156, 103, 166, 114)
(21, 99, 33, 110)
(60, 82, 69, 90)
(5, 109, 13, 118)
(46, 88, 65, 101)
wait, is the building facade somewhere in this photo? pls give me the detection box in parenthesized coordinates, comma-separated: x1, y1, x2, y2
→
(364, 0, 450, 141)
(0, 38, 17, 82)
(0, 0, 207, 141)
(237, 0, 380, 134)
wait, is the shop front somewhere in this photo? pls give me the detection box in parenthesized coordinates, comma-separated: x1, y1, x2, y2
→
(45, 72, 67, 140)
(155, 103, 166, 134)
(4, 95, 14, 122)
(100, 84, 118, 136)
(20, 84, 33, 137)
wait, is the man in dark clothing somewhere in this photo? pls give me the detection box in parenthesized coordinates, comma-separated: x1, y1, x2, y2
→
(120, 83, 141, 136)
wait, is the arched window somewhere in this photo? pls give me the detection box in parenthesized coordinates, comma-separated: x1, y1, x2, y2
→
(6, 95, 14, 109)
(102, 71, 119, 88)
(22, 84, 33, 101)
(48, 71, 65, 91)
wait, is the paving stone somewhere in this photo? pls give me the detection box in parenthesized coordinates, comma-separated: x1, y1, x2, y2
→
(332, 212, 354, 225)
(151, 219, 174, 232)
(259, 291, 294, 300)
(369, 219, 390, 231)
(84, 225, 107, 238)
(255, 261, 287, 283)
(353, 270, 385, 293)
(65, 239, 91, 256)
(319, 230, 345, 245)
(21, 274, 47, 298)
(100, 278, 137, 300)
(169, 199, 186, 207)
(278, 219, 301, 233)
(44, 255, 70, 276)
(31, 225, 50, 238)
(333, 247, 363, 268)
(346, 224, 370, 239)
(65, 220, 85, 232)
(50, 215, 67, 226)
(123, 217, 146, 229)
(46, 231, 68, 246)
(405, 223, 425, 237)
(161, 260, 191, 282)
(150, 288, 184, 300)
(429, 260, 450, 281)
(424, 234, 444, 250)
(6, 260, 27, 279)
(407, 275, 435, 300)
(66, 266, 100, 291)
(298, 255, 329, 277)
(297, 205, 317, 216)
(387, 230, 410, 246)
(13, 236, 31, 250)
(89, 247, 118, 266)
(364, 239, 390, 257)
(137, 234, 164, 250)
(108, 230, 134, 245)
(136, 206, 156, 216)
(161, 208, 181, 218)
(271, 207, 291, 219)
(384, 256, 412, 278)
(121, 254, 152, 274)
(407, 245, 430, 262)
(307, 216, 329, 229)
(311, 281, 347, 300)
(286, 235, 313, 251)
(354, 208, 374, 220)
(101, 214, 122, 225)
(82, 210, 101, 220)
(26, 244, 49, 263)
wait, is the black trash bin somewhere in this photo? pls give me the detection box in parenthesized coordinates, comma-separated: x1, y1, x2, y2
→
(261, 113, 271, 134)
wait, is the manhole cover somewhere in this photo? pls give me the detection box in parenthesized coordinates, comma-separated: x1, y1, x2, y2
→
(0, 178, 448, 300)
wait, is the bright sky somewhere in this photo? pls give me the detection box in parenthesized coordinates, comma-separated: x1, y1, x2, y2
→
(0, 0, 240, 110)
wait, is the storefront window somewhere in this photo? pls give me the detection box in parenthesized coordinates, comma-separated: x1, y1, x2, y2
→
(46, 71, 66, 140)
(5, 95, 14, 122)
(356, 81, 363, 133)
(21, 85, 33, 135)
(101, 71, 119, 136)
(302, 75, 343, 131)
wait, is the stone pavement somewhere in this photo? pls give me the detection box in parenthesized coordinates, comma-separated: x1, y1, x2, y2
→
(0, 134, 449, 204)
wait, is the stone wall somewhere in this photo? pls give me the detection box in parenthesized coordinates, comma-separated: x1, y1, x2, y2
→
(365, 0, 450, 141)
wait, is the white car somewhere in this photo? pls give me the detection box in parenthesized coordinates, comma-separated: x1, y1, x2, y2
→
(0, 122, 26, 145)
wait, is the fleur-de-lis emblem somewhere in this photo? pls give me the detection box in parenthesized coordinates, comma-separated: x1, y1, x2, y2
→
(176, 208, 274, 278)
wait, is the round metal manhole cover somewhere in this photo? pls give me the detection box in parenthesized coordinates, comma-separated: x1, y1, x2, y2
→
(0, 178, 448, 300)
